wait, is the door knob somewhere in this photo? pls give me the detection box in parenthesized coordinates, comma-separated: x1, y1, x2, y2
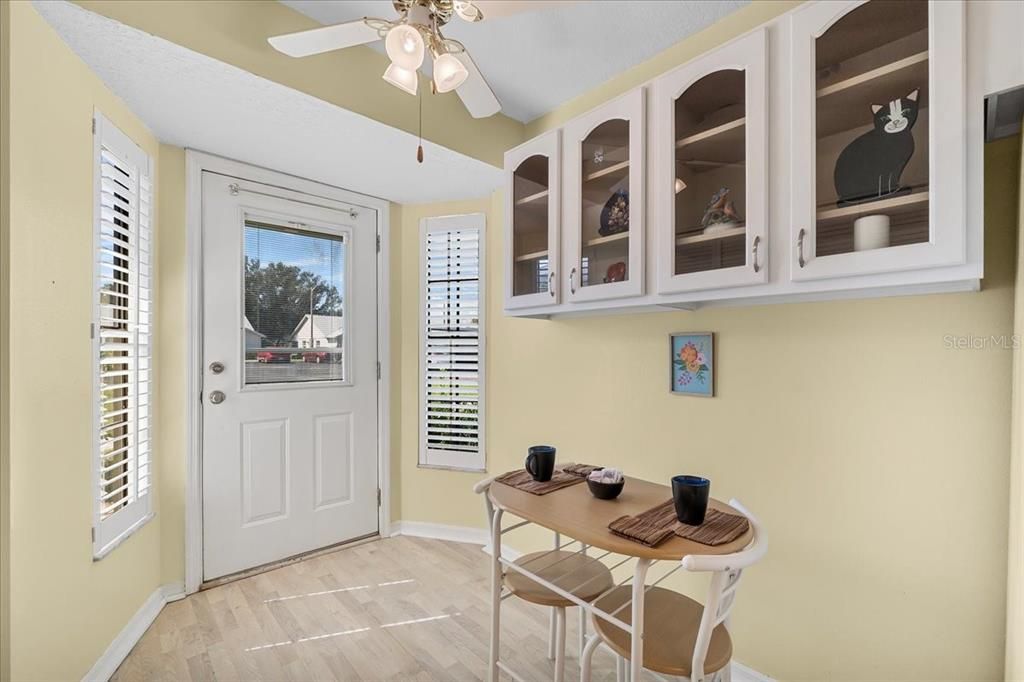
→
(208, 390, 226, 405)
(209, 361, 225, 374)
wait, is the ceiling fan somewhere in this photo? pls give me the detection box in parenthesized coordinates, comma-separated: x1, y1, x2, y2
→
(268, 1, 545, 119)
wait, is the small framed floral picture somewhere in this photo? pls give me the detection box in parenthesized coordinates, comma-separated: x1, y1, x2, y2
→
(670, 332, 714, 397)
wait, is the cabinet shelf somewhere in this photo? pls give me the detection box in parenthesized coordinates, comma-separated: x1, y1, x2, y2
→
(585, 231, 629, 249)
(514, 249, 549, 262)
(676, 117, 745, 148)
(584, 160, 629, 183)
(816, 51, 928, 139)
(515, 189, 549, 206)
(816, 190, 928, 225)
(676, 118, 746, 171)
(816, 50, 927, 99)
(675, 225, 746, 246)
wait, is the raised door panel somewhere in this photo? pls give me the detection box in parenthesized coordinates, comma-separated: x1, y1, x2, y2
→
(504, 130, 561, 311)
(654, 29, 769, 294)
(563, 89, 645, 303)
(790, 0, 965, 281)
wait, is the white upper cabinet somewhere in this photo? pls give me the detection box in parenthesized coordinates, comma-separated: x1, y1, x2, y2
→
(563, 89, 645, 303)
(653, 29, 769, 294)
(789, 0, 966, 281)
(504, 130, 561, 310)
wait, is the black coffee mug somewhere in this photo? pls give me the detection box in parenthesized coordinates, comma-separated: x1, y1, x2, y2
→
(525, 445, 556, 482)
(672, 475, 710, 525)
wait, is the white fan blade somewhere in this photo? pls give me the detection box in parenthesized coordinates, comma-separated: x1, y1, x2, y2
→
(474, 1, 579, 20)
(454, 50, 501, 118)
(268, 20, 380, 58)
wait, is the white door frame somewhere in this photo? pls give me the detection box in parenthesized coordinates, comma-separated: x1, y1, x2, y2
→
(183, 150, 391, 594)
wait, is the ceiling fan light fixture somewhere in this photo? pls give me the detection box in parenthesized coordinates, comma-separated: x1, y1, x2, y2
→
(433, 52, 469, 93)
(383, 62, 418, 96)
(453, 0, 482, 22)
(384, 24, 425, 70)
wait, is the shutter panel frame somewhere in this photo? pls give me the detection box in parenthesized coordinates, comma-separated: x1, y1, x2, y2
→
(91, 112, 155, 559)
(419, 214, 486, 472)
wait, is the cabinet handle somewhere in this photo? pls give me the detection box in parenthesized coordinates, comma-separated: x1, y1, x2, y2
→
(569, 267, 577, 295)
(548, 271, 556, 297)
(751, 235, 761, 273)
(797, 228, 807, 269)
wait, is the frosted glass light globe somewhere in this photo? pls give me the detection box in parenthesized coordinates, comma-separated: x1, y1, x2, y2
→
(382, 63, 418, 95)
(385, 24, 425, 70)
(432, 53, 469, 93)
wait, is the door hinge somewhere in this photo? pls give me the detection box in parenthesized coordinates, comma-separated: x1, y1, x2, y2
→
(376, 234, 381, 253)
(198, 391, 203, 404)
(377, 361, 381, 380)
(377, 488, 382, 507)
(92, 117, 96, 135)
(91, 527, 95, 543)
(89, 322, 95, 340)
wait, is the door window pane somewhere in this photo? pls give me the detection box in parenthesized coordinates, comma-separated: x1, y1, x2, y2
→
(243, 221, 346, 384)
(815, 0, 929, 256)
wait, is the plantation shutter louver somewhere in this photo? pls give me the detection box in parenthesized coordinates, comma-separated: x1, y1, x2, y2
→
(420, 215, 485, 471)
(92, 113, 154, 557)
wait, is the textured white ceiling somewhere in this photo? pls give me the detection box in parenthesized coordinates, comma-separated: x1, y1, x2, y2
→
(281, 0, 749, 123)
(34, 1, 503, 205)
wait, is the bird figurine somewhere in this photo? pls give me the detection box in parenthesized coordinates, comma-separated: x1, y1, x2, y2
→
(700, 187, 743, 234)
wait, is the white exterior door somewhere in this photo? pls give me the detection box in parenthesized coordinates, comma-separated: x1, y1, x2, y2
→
(201, 172, 379, 581)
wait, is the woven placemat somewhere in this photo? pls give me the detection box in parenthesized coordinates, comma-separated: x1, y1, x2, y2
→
(609, 499, 749, 547)
(494, 468, 587, 495)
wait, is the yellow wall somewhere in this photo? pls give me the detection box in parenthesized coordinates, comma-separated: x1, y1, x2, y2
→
(72, 0, 524, 169)
(6, 3, 166, 679)
(1, 1, 13, 679)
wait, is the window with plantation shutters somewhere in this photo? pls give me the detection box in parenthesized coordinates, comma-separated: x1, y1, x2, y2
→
(420, 214, 485, 471)
(92, 113, 154, 558)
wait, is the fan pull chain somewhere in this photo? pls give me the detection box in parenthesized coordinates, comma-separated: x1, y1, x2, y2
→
(417, 80, 424, 164)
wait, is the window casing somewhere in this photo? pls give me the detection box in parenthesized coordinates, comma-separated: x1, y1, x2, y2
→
(92, 112, 154, 558)
(419, 214, 485, 471)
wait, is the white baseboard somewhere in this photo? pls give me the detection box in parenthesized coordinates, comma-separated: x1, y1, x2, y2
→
(732, 659, 775, 682)
(390, 520, 491, 546)
(82, 582, 185, 682)
(390, 520, 521, 559)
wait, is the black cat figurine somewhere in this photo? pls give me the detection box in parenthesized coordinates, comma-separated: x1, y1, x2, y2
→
(833, 89, 919, 207)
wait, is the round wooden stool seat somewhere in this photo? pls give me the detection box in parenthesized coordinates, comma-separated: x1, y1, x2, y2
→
(504, 551, 614, 607)
(592, 586, 733, 677)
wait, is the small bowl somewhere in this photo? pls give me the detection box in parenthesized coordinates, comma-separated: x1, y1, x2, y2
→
(587, 478, 624, 500)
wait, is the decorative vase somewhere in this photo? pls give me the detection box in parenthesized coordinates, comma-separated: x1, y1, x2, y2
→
(853, 214, 890, 251)
(599, 190, 629, 237)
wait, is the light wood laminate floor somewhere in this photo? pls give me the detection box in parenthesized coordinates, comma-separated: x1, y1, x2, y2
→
(113, 536, 622, 681)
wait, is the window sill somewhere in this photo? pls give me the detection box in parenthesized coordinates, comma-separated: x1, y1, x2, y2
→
(93, 511, 155, 562)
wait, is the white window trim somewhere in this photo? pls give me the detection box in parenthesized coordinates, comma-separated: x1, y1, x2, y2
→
(91, 111, 155, 559)
(419, 213, 486, 472)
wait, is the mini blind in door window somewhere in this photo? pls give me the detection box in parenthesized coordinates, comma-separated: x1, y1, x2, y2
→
(420, 215, 485, 471)
(92, 113, 154, 558)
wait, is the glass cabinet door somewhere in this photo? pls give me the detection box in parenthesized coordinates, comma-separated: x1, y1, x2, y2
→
(654, 29, 768, 294)
(563, 89, 645, 303)
(791, 0, 965, 281)
(504, 130, 560, 310)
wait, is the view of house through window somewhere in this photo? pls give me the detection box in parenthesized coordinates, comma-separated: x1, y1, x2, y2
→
(243, 221, 346, 384)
